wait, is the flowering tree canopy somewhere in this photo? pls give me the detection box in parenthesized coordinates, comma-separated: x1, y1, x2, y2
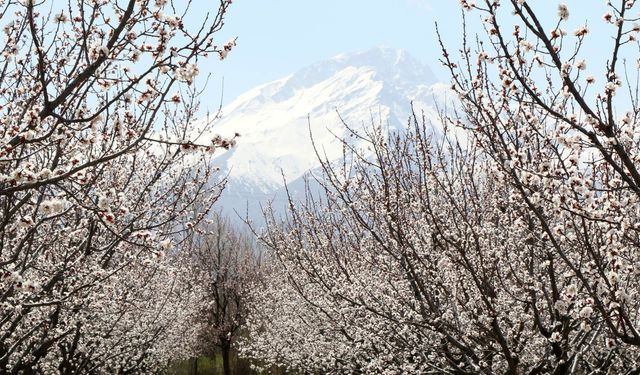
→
(242, 1, 640, 373)
(0, 0, 236, 373)
(186, 212, 261, 375)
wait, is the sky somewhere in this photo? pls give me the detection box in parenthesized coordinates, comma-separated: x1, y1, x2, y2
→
(196, 0, 454, 111)
(194, 0, 627, 113)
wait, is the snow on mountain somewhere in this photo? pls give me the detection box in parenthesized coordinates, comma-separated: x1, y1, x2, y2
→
(202, 47, 450, 224)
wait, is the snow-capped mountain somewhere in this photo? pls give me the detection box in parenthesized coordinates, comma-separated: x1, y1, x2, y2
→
(203, 47, 449, 224)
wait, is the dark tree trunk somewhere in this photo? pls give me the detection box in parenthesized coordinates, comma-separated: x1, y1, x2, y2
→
(221, 341, 231, 375)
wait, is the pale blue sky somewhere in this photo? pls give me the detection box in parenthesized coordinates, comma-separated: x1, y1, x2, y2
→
(198, 0, 449, 109)
(196, 1, 625, 111)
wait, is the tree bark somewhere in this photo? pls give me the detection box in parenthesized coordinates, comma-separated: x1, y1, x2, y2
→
(221, 341, 231, 375)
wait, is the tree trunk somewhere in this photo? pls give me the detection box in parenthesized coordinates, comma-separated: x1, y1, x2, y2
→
(221, 342, 231, 375)
(193, 357, 198, 375)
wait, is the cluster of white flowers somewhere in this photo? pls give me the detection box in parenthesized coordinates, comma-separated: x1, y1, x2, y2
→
(88, 42, 109, 61)
(40, 198, 66, 215)
(219, 37, 237, 60)
(174, 63, 199, 84)
(558, 4, 570, 20)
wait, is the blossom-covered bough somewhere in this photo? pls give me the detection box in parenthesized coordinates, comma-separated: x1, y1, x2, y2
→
(242, 1, 640, 373)
(0, 0, 236, 373)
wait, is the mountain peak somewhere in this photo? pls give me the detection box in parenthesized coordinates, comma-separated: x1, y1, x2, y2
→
(333, 46, 424, 71)
(280, 47, 435, 97)
(227, 47, 433, 110)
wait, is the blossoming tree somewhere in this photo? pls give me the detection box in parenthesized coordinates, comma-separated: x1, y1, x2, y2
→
(185, 212, 260, 375)
(242, 1, 640, 373)
(0, 0, 236, 372)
